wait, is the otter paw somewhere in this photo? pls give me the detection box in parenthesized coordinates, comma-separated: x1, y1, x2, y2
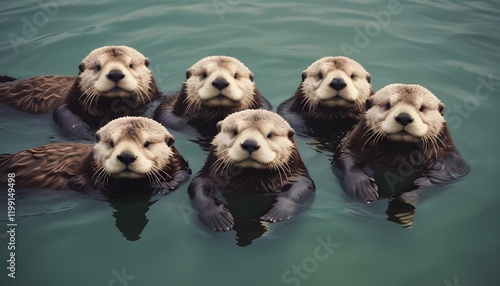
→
(260, 200, 296, 223)
(344, 173, 379, 203)
(69, 123, 92, 139)
(198, 203, 234, 232)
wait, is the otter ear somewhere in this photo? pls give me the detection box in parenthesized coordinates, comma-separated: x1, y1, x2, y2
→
(186, 70, 192, 79)
(366, 74, 371, 84)
(166, 136, 175, 147)
(216, 121, 223, 133)
(144, 58, 150, 67)
(438, 102, 445, 114)
(301, 71, 307, 82)
(78, 63, 85, 73)
(288, 129, 295, 139)
(365, 98, 373, 110)
(249, 73, 254, 82)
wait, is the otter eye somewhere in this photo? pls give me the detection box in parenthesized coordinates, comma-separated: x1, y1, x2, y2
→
(143, 141, 151, 148)
(109, 141, 115, 148)
(96, 65, 101, 72)
(419, 106, 425, 112)
(95, 134, 101, 142)
(267, 133, 273, 139)
(202, 72, 208, 79)
(351, 74, 356, 79)
(232, 129, 238, 136)
(249, 74, 254, 81)
(385, 103, 391, 110)
(234, 73, 238, 79)
(318, 73, 323, 79)
(129, 63, 134, 69)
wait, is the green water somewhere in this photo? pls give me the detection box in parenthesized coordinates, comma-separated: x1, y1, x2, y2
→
(0, 0, 499, 285)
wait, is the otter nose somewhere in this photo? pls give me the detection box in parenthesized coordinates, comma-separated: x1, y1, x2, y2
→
(107, 70, 125, 83)
(395, 112, 414, 126)
(241, 139, 260, 153)
(212, 77, 230, 90)
(329, 78, 347, 91)
(117, 151, 137, 166)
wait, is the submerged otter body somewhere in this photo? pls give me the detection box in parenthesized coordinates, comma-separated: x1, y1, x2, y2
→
(0, 117, 190, 197)
(0, 46, 162, 139)
(333, 84, 469, 226)
(278, 56, 373, 151)
(154, 56, 271, 149)
(188, 109, 315, 232)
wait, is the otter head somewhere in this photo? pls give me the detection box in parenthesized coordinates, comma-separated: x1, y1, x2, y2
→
(299, 56, 372, 111)
(93, 116, 175, 180)
(183, 56, 257, 110)
(77, 45, 152, 100)
(212, 110, 295, 170)
(365, 84, 445, 143)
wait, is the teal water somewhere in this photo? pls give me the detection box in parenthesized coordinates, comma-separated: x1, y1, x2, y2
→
(1, 0, 499, 285)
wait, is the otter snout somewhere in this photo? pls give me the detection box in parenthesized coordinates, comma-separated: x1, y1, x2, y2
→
(329, 78, 347, 91)
(212, 77, 230, 90)
(117, 151, 137, 166)
(240, 139, 260, 153)
(107, 69, 125, 83)
(395, 112, 414, 126)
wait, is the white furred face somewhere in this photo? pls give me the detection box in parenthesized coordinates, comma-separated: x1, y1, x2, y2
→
(301, 56, 371, 111)
(183, 56, 256, 109)
(78, 45, 152, 100)
(365, 84, 445, 143)
(93, 116, 175, 180)
(212, 110, 295, 170)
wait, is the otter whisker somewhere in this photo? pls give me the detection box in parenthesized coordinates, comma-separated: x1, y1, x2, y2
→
(152, 165, 170, 179)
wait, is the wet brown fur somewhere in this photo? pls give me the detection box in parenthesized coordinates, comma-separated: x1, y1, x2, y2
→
(0, 76, 75, 113)
(337, 118, 457, 170)
(0, 142, 188, 193)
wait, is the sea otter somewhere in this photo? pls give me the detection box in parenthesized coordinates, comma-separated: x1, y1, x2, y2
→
(278, 56, 373, 150)
(334, 84, 470, 204)
(188, 109, 315, 232)
(0, 116, 190, 197)
(154, 56, 271, 149)
(0, 45, 162, 139)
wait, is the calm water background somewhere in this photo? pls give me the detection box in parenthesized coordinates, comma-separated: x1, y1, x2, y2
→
(0, 0, 499, 285)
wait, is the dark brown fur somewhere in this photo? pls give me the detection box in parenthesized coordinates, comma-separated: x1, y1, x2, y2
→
(339, 118, 457, 169)
(188, 138, 315, 231)
(0, 76, 75, 113)
(0, 143, 189, 196)
(334, 118, 470, 202)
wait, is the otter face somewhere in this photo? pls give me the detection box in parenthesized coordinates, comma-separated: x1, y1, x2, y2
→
(365, 84, 445, 143)
(212, 110, 295, 170)
(78, 45, 152, 100)
(300, 56, 371, 111)
(183, 56, 256, 110)
(93, 116, 175, 180)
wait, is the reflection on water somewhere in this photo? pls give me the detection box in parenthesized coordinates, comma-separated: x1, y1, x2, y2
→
(109, 195, 157, 241)
(224, 193, 276, 247)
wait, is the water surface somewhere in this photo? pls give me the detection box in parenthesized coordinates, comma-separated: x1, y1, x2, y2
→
(0, 0, 499, 285)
